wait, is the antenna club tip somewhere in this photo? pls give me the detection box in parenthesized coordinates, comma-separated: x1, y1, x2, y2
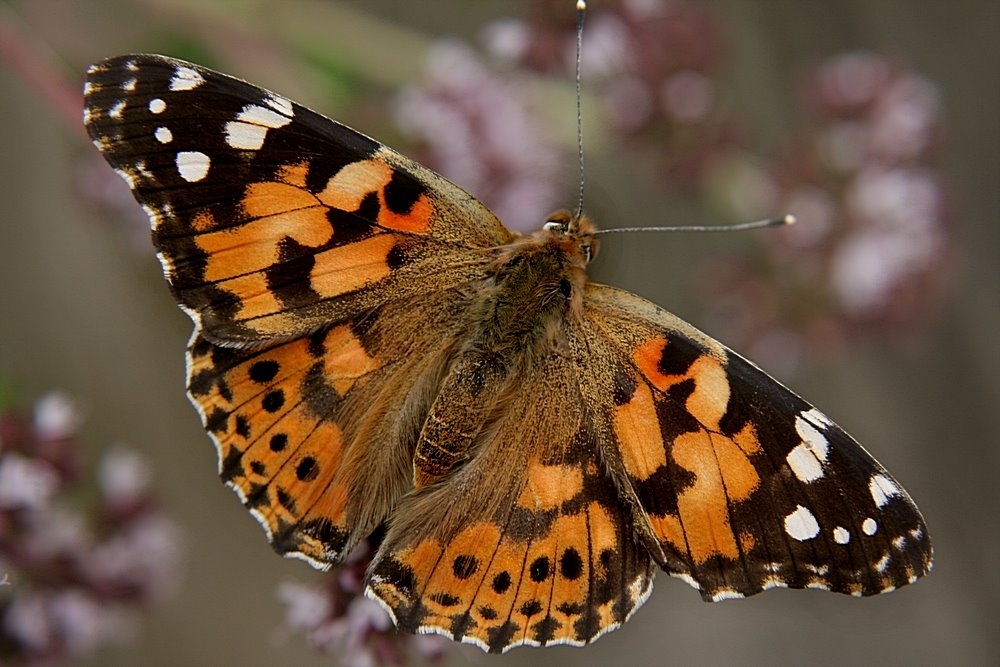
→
(577, 0, 587, 11)
(782, 214, 797, 226)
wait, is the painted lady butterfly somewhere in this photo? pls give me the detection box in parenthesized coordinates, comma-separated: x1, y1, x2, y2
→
(83, 53, 931, 653)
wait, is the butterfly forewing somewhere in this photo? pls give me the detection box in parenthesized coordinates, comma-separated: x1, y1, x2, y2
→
(581, 285, 932, 600)
(84, 54, 511, 346)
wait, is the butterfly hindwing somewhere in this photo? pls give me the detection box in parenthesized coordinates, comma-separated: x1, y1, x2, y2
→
(184, 284, 480, 566)
(581, 284, 933, 600)
(84, 54, 512, 346)
(367, 347, 654, 653)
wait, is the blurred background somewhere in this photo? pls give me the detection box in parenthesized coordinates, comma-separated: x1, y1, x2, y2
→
(0, 0, 997, 665)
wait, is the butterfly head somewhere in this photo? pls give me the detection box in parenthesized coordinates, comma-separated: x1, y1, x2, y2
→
(541, 209, 599, 266)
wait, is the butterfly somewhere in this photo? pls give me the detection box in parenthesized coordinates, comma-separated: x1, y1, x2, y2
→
(83, 54, 932, 654)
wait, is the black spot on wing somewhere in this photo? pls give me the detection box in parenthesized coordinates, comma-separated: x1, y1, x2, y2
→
(657, 334, 706, 376)
(383, 169, 425, 215)
(249, 359, 280, 383)
(265, 236, 320, 307)
(611, 365, 637, 406)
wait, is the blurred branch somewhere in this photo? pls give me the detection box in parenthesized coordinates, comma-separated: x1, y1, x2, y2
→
(0, 5, 88, 140)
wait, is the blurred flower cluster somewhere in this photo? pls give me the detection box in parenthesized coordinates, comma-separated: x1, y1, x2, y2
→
(703, 51, 950, 372)
(277, 538, 448, 667)
(483, 0, 730, 185)
(0, 392, 181, 665)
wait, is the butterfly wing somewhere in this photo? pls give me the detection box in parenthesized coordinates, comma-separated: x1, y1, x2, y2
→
(367, 346, 655, 653)
(580, 284, 933, 600)
(84, 54, 512, 565)
(84, 54, 512, 346)
(185, 286, 478, 567)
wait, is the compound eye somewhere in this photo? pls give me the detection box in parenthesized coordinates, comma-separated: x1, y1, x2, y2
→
(542, 210, 573, 234)
(543, 220, 565, 233)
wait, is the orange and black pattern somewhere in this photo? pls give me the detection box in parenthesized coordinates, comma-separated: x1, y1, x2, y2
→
(84, 55, 931, 653)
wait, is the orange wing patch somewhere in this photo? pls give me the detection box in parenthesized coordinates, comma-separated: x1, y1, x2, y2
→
(308, 234, 399, 298)
(634, 337, 730, 430)
(618, 337, 765, 566)
(614, 380, 667, 482)
(186, 322, 382, 566)
(648, 428, 761, 564)
(517, 458, 584, 510)
(317, 158, 433, 233)
(369, 498, 653, 653)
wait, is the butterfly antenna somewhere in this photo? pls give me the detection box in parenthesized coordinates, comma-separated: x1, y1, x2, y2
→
(596, 214, 796, 235)
(574, 0, 587, 220)
(570, 1, 790, 238)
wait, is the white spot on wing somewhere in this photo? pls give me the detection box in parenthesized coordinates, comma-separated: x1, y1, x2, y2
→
(113, 167, 136, 188)
(241, 103, 293, 126)
(761, 576, 788, 590)
(711, 588, 745, 601)
(874, 552, 891, 573)
(141, 204, 162, 229)
(169, 65, 205, 91)
(149, 98, 166, 114)
(224, 122, 268, 151)
(784, 505, 820, 541)
(833, 526, 851, 544)
(862, 517, 878, 535)
(265, 94, 294, 117)
(108, 100, 126, 118)
(869, 474, 900, 508)
(83, 81, 94, 95)
(122, 78, 136, 91)
(176, 151, 211, 182)
(154, 126, 173, 144)
(801, 407, 833, 428)
(224, 103, 293, 150)
(796, 414, 830, 459)
(787, 412, 831, 482)
(670, 572, 701, 591)
(786, 442, 824, 482)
